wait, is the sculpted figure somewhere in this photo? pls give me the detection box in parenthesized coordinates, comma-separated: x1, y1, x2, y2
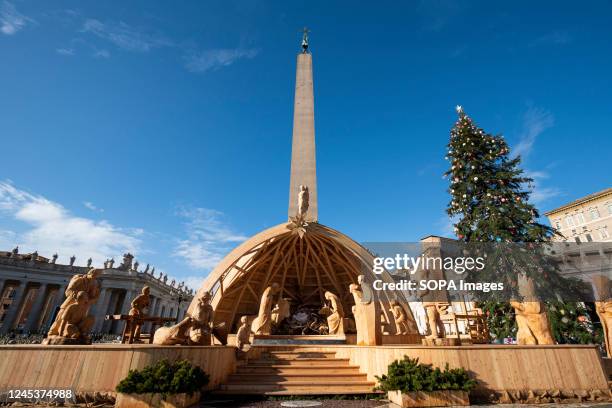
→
(87, 258, 92, 268)
(30, 251, 38, 264)
(252, 283, 280, 335)
(153, 291, 214, 345)
(324, 291, 345, 335)
(11, 246, 18, 257)
(510, 274, 554, 345)
(57, 291, 95, 339)
(423, 302, 445, 339)
(118, 253, 133, 271)
(69, 255, 76, 266)
(108, 258, 115, 269)
(51, 253, 58, 264)
(128, 286, 151, 341)
(235, 316, 252, 350)
(144, 264, 150, 274)
(594, 276, 612, 357)
(350, 276, 382, 345)
(389, 300, 416, 335)
(133, 261, 139, 271)
(271, 298, 291, 325)
(298, 185, 309, 217)
(596, 300, 612, 357)
(46, 268, 102, 343)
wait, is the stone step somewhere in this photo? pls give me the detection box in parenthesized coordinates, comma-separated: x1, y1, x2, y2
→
(236, 365, 361, 375)
(247, 358, 350, 366)
(227, 372, 368, 382)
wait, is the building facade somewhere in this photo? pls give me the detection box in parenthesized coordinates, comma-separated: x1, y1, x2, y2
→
(0, 249, 193, 335)
(545, 188, 612, 243)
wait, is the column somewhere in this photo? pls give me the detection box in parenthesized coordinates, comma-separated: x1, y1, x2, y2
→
(1, 281, 27, 334)
(93, 288, 112, 333)
(45, 284, 67, 328)
(25, 283, 49, 332)
(115, 290, 134, 334)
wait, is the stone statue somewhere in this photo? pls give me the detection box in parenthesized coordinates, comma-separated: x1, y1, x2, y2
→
(69, 255, 76, 266)
(30, 251, 38, 265)
(153, 291, 214, 345)
(252, 283, 280, 335)
(423, 302, 445, 339)
(11, 246, 18, 257)
(109, 258, 115, 268)
(51, 253, 58, 264)
(86, 258, 92, 268)
(350, 276, 382, 345)
(389, 300, 416, 335)
(510, 275, 554, 345)
(235, 316, 251, 350)
(297, 185, 309, 217)
(271, 298, 291, 325)
(133, 261, 139, 271)
(163, 275, 168, 284)
(144, 264, 149, 274)
(128, 286, 151, 341)
(45, 268, 102, 344)
(324, 291, 345, 335)
(171, 279, 176, 287)
(151, 266, 155, 275)
(54, 291, 95, 340)
(118, 253, 134, 271)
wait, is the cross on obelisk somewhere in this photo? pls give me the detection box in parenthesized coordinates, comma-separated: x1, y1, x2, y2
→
(288, 28, 318, 222)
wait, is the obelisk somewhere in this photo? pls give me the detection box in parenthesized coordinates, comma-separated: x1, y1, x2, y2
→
(288, 29, 318, 222)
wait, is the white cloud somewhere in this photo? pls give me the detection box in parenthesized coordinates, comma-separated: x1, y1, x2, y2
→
(184, 48, 259, 73)
(0, 1, 32, 35)
(83, 201, 104, 212)
(56, 47, 74, 56)
(82, 18, 172, 52)
(513, 107, 554, 159)
(0, 181, 141, 266)
(92, 49, 110, 58)
(530, 31, 572, 47)
(174, 207, 247, 270)
(529, 186, 562, 206)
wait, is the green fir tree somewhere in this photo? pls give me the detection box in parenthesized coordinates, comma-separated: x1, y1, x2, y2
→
(443, 106, 598, 344)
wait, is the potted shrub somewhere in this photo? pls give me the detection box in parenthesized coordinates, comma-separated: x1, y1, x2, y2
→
(115, 359, 209, 408)
(376, 357, 476, 407)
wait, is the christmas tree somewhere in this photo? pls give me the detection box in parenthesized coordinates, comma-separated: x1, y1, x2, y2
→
(444, 106, 597, 344)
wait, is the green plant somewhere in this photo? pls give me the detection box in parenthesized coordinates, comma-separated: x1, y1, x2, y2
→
(376, 357, 476, 393)
(116, 359, 209, 396)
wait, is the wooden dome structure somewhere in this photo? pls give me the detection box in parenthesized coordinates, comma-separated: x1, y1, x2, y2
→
(191, 222, 411, 332)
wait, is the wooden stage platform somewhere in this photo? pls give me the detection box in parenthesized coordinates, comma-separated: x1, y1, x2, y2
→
(0, 343, 608, 398)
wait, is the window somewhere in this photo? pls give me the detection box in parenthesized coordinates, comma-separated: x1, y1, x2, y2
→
(571, 229, 576, 235)
(582, 226, 588, 232)
(555, 220, 561, 229)
(585, 234, 593, 242)
(574, 236, 581, 243)
(575, 213, 585, 224)
(590, 208, 600, 220)
(565, 216, 574, 227)
(601, 228, 610, 240)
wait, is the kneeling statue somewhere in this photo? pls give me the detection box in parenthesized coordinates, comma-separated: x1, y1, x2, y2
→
(153, 291, 214, 345)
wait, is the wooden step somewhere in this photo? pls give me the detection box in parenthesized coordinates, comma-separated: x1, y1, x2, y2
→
(218, 381, 376, 395)
(247, 358, 350, 366)
(227, 372, 368, 382)
(264, 351, 338, 359)
(236, 365, 361, 375)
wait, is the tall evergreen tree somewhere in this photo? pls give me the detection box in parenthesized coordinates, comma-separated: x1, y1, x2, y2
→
(443, 106, 598, 344)
(444, 105, 551, 243)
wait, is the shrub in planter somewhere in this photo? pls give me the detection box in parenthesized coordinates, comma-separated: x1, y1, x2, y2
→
(115, 359, 209, 408)
(376, 357, 476, 407)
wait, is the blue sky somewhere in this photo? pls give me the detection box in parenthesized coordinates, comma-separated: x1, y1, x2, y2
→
(1, 1, 611, 290)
